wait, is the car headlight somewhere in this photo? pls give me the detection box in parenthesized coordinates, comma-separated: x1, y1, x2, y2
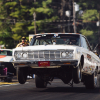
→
(68, 52, 73, 57)
(14, 51, 28, 59)
(23, 53, 28, 58)
(61, 51, 73, 58)
(16, 53, 22, 58)
(61, 52, 67, 57)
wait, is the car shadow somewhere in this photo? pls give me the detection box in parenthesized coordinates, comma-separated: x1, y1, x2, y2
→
(28, 78, 100, 93)
(39, 87, 100, 93)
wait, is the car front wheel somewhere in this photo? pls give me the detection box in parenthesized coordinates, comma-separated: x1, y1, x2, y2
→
(73, 65, 82, 84)
(35, 75, 47, 88)
(18, 68, 27, 84)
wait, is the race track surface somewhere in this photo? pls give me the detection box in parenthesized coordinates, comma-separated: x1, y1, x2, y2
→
(0, 76, 100, 100)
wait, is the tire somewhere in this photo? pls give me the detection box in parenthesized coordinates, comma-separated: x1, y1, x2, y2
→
(85, 72, 97, 89)
(97, 74, 100, 87)
(7, 77, 12, 82)
(18, 68, 27, 84)
(35, 75, 47, 88)
(73, 65, 81, 84)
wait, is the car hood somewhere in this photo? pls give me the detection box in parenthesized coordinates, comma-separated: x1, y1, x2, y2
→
(13, 45, 79, 51)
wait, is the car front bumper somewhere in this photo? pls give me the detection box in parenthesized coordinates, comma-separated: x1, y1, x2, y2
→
(13, 60, 78, 68)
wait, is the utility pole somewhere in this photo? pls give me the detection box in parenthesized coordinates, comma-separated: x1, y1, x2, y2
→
(95, 4, 100, 56)
(61, 0, 65, 33)
(68, 0, 71, 33)
(98, 11, 100, 55)
(33, 0, 36, 34)
(33, 12, 36, 34)
(73, 0, 76, 33)
(97, 4, 100, 55)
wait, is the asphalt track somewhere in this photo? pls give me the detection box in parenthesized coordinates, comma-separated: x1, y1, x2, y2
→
(0, 76, 100, 100)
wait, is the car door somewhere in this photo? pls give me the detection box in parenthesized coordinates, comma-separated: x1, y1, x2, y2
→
(81, 36, 93, 72)
(86, 41, 100, 72)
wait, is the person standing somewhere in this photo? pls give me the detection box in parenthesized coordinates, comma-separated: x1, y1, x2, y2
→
(16, 37, 29, 47)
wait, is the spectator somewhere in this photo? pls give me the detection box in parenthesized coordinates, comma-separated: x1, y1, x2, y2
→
(16, 37, 29, 47)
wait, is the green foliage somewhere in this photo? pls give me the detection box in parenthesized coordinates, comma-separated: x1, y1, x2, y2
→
(80, 29, 93, 36)
(5, 2, 17, 7)
(77, 0, 100, 47)
(28, 0, 59, 34)
(82, 10, 99, 22)
(0, 0, 99, 49)
(12, 34, 21, 41)
(0, 0, 59, 48)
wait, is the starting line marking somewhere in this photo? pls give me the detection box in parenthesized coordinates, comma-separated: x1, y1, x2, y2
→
(0, 82, 29, 87)
(0, 82, 19, 85)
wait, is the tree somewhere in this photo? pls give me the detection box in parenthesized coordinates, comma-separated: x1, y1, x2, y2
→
(0, 0, 15, 48)
(76, 0, 100, 47)
(28, 0, 59, 33)
(0, 0, 59, 48)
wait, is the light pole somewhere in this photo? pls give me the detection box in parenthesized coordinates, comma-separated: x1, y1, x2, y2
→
(73, 1, 79, 33)
(96, 11, 100, 55)
(62, 0, 66, 33)
(73, 0, 76, 33)
(33, 12, 36, 34)
(96, 13, 100, 43)
(99, 11, 100, 43)
(65, 10, 71, 32)
(33, 0, 36, 34)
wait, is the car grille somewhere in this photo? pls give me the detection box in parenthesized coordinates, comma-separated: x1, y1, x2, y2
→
(28, 50, 60, 59)
(27, 50, 73, 61)
(15, 50, 73, 61)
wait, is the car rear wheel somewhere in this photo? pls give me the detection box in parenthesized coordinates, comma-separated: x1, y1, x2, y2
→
(73, 64, 82, 84)
(85, 72, 97, 89)
(18, 68, 27, 84)
(35, 75, 47, 88)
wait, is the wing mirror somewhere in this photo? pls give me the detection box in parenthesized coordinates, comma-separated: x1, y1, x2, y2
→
(93, 50, 99, 56)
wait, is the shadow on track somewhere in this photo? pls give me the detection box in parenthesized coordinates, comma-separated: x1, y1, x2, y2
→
(39, 87, 100, 94)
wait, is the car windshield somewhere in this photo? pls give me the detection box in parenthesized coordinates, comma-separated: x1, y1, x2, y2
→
(33, 34, 80, 46)
(0, 50, 12, 56)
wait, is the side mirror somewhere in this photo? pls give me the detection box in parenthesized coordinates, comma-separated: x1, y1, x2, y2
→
(93, 50, 99, 56)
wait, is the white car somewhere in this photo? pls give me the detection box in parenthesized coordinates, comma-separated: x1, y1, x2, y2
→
(0, 49, 16, 82)
(13, 33, 100, 89)
(0, 49, 13, 62)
